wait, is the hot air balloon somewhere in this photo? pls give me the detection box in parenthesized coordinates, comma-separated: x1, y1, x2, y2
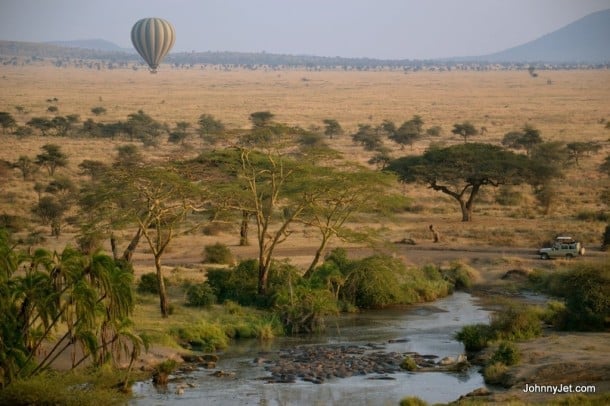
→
(131, 18, 175, 73)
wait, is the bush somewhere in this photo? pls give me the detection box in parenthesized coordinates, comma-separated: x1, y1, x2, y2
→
(560, 263, 610, 331)
(455, 323, 494, 352)
(495, 186, 523, 206)
(399, 396, 428, 406)
(186, 282, 217, 307)
(483, 362, 509, 385)
(202, 242, 234, 264)
(170, 321, 228, 352)
(206, 259, 301, 307)
(490, 341, 520, 366)
(442, 262, 477, 290)
(400, 356, 417, 371)
(274, 284, 338, 334)
(490, 304, 542, 340)
(342, 255, 405, 308)
(137, 272, 169, 295)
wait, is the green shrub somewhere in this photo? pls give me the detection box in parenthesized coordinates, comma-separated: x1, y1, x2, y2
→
(455, 323, 494, 352)
(170, 321, 228, 352)
(206, 260, 301, 307)
(137, 272, 169, 295)
(483, 362, 508, 385)
(490, 341, 520, 366)
(186, 282, 217, 307)
(0, 371, 129, 406)
(560, 263, 610, 331)
(400, 356, 417, 371)
(202, 242, 234, 264)
(442, 262, 477, 290)
(490, 304, 542, 340)
(541, 300, 567, 328)
(274, 284, 339, 334)
(399, 396, 428, 406)
(342, 255, 405, 309)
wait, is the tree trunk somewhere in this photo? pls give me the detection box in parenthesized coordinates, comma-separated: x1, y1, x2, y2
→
(239, 211, 250, 246)
(258, 261, 268, 296)
(459, 200, 472, 221)
(110, 234, 119, 261)
(122, 228, 142, 263)
(155, 255, 169, 318)
(304, 234, 329, 278)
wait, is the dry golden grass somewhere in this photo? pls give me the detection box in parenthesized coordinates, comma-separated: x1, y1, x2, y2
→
(0, 65, 609, 268)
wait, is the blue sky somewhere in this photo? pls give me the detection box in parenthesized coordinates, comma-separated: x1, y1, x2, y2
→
(0, 0, 609, 59)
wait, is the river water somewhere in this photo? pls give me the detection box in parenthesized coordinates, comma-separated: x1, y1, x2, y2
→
(131, 292, 491, 405)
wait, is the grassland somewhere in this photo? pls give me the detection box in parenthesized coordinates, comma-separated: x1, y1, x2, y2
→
(1, 65, 608, 260)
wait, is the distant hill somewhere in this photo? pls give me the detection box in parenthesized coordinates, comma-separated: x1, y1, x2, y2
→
(46, 38, 132, 53)
(478, 9, 610, 63)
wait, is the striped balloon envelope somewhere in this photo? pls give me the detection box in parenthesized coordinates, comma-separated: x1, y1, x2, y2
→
(131, 18, 175, 73)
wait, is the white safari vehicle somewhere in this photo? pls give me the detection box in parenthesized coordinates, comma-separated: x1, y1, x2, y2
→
(539, 236, 585, 260)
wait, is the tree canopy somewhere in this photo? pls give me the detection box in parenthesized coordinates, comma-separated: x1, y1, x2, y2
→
(386, 143, 552, 221)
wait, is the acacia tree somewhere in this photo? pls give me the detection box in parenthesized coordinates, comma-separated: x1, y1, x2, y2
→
(0, 112, 17, 134)
(80, 165, 204, 317)
(389, 116, 424, 150)
(36, 144, 68, 176)
(451, 121, 478, 143)
(387, 143, 551, 221)
(501, 124, 543, 155)
(301, 167, 402, 277)
(322, 118, 343, 139)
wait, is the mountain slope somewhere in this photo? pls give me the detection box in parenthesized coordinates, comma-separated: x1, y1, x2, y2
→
(482, 9, 610, 63)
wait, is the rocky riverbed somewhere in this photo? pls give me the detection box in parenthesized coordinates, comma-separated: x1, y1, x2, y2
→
(260, 343, 469, 384)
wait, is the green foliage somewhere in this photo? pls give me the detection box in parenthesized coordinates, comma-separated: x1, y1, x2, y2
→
(206, 260, 300, 307)
(35, 144, 68, 176)
(170, 320, 228, 352)
(90, 106, 107, 116)
(249, 111, 274, 128)
(203, 242, 234, 264)
(483, 362, 508, 385)
(529, 263, 610, 331)
(274, 283, 339, 334)
(451, 121, 478, 143)
(455, 324, 494, 352)
(399, 397, 428, 406)
(400, 356, 417, 371)
(351, 124, 383, 150)
(490, 341, 520, 366)
(322, 118, 343, 139)
(560, 263, 610, 331)
(342, 255, 405, 308)
(186, 282, 217, 308)
(490, 304, 542, 340)
(442, 262, 476, 290)
(137, 272, 169, 295)
(501, 124, 543, 155)
(0, 371, 130, 406)
(387, 142, 548, 221)
(0, 230, 140, 387)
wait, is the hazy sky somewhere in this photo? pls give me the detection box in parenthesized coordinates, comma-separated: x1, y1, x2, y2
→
(1, 0, 609, 59)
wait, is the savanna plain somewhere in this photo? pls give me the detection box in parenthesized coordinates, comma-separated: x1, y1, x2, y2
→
(0, 65, 609, 405)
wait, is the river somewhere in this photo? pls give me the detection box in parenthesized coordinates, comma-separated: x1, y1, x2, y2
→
(131, 291, 491, 405)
